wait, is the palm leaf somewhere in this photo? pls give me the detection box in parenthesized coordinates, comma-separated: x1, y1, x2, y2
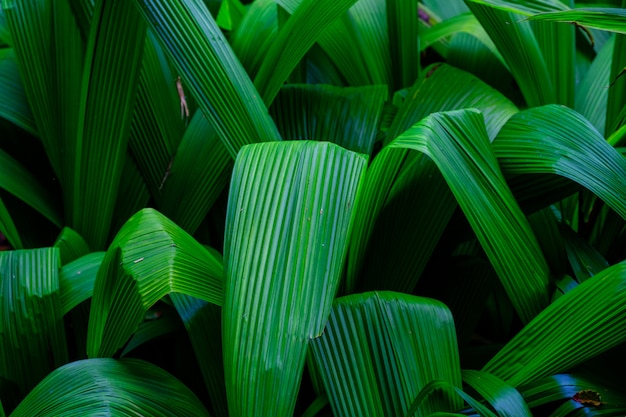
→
(269, 84, 387, 155)
(607, 27, 626, 135)
(223, 141, 366, 417)
(59, 251, 103, 315)
(387, 109, 550, 323)
(10, 358, 210, 416)
(493, 105, 626, 221)
(310, 291, 463, 417)
(134, 0, 281, 157)
(386, 0, 419, 90)
(255, 0, 359, 105)
(464, 0, 567, 15)
(87, 208, 223, 358)
(3, 0, 83, 187)
(347, 65, 519, 295)
(0, 196, 20, 249)
(70, 0, 146, 249)
(482, 260, 626, 387)
(0, 248, 67, 394)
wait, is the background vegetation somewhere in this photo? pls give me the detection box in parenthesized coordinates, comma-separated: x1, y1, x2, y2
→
(1, 0, 626, 415)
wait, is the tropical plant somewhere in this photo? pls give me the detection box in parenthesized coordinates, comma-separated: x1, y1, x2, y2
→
(1, 0, 626, 415)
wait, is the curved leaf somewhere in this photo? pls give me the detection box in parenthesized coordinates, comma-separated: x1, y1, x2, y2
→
(482, 260, 626, 387)
(87, 208, 223, 358)
(528, 8, 626, 34)
(387, 109, 551, 323)
(10, 358, 210, 417)
(310, 292, 463, 417)
(134, 0, 281, 157)
(0, 248, 67, 394)
(53, 227, 90, 265)
(493, 105, 626, 221)
(223, 141, 366, 417)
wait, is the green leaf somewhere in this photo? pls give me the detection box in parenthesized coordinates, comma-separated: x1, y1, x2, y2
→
(0, 196, 20, 249)
(387, 109, 550, 323)
(53, 227, 91, 266)
(269, 84, 387, 155)
(0, 148, 62, 228)
(87, 208, 223, 358)
(0, 248, 67, 394)
(527, 8, 626, 34)
(0, 48, 37, 136)
(216, 0, 246, 31)
(310, 292, 463, 417)
(464, 0, 567, 16)
(59, 251, 104, 316)
(10, 358, 210, 416)
(483, 260, 626, 386)
(347, 64, 518, 294)
(223, 141, 366, 417)
(159, 110, 232, 235)
(70, 0, 146, 249)
(134, 0, 281, 157)
(462, 370, 532, 417)
(255, 0, 359, 105)
(560, 224, 609, 282)
(3, 0, 84, 187)
(493, 105, 626, 221)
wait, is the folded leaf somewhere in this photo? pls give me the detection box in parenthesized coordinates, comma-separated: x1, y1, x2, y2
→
(223, 141, 366, 417)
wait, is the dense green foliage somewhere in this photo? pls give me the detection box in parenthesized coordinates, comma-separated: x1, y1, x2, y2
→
(2, 0, 626, 415)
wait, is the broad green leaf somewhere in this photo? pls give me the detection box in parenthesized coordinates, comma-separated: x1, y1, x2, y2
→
(10, 358, 210, 417)
(575, 34, 614, 135)
(159, 110, 232, 235)
(0, 148, 62, 228)
(87, 208, 223, 358)
(3, 0, 83, 187)
(386, 109, 551, 323)
(0, 48, 36, 136)
(406, 380, 497, 417)
(69, 0, 145, 249)
(348, 64, 518, 294)
(53, 227, 90, 265)
(216, 0, 246, 31)
(109, 156, 151, 240)
(493, 105, 626, 221)
(255, 0, 359, 105)
(134, 0, 281, 157)
(466, 2, 556, 107)
(528, 8, 626, 34)
(0, 248, 67, 394)
(607, 23, 626, 135)
(528, 208, 568, 277)
(59, 251, 103, 315)
(310, 292, 463, 417)
(462, 370, 532, 416)
(269, 84, 387, 155)
(483, 260, 626, 387)
(171, 293, 228, 417)
(223, 141, 366, 417)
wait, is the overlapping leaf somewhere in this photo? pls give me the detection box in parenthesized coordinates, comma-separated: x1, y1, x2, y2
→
(310, 291, 463, 417)
(87, 208, 223, 358)
(223, 141, 366, 417)
(0, 248, 67, 394)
